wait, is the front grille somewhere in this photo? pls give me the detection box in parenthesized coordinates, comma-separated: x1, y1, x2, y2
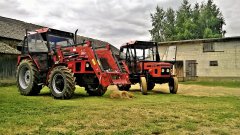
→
(154, 69, 158, 74)
(75, 62, 81, 71)
(111, 75, 120, 80)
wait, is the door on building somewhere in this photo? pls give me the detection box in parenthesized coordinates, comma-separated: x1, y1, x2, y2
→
(185, 60, 198, 81)
(175, 61, 184, 81)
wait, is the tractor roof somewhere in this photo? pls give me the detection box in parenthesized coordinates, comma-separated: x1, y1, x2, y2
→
(120, 40, 157, 49)
(34, 27, 74, 38)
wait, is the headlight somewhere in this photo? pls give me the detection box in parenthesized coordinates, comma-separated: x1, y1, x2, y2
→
(161, 69, 165, 72)
(166, 69, 170, 73)
(86, 63, 90, 67)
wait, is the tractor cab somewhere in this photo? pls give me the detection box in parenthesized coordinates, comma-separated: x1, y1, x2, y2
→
(120, 41, 161, 73)
(17, 28, 75, 71)
(119, 40, 178, 95)
(119, 41, 173, 76)
(18, 28, 74, 53)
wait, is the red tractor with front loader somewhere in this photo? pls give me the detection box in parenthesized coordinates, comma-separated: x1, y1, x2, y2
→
(16, 28, 130, 99)
(118, 41, 178, 95)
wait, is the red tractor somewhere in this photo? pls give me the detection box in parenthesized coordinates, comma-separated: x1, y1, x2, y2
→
(16, 28, 130, 99)
(118, 41, 178, 95)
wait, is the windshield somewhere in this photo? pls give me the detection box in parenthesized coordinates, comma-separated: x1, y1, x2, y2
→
(121, 46, 159, 61)
(136, 47, 158, 61)
(48, 35, 74, 48)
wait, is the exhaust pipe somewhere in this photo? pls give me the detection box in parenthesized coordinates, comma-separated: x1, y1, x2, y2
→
(74, 29, 78, 44)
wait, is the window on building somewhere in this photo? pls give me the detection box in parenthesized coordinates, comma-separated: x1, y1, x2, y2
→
(203, 43, 214, 52)
(210, 61, 218, 66)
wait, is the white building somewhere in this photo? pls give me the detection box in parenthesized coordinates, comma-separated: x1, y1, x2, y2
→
(158, 37, 240, 81)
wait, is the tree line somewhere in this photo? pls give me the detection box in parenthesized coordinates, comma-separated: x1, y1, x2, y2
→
(149, 0, 226, 42)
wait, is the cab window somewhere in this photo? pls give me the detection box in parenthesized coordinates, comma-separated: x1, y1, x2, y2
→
(28, 33, 48, 52)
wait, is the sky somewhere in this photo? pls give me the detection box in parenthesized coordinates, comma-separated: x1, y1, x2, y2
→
(0, 0, 239, 47)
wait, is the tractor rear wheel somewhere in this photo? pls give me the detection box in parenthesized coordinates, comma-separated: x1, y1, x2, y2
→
(16, 59, 42, 95)
(147, 82, 155, 91)
(48, 66, 76, 99)
(169, 77, 178, 94)
(117, 84, 131, 91)
(85, 85, 107, 96)
(140, 77, 147, 95)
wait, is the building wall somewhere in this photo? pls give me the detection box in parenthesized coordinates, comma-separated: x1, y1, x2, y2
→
(0, 54, 18, 79)
(158, 41, 240, 78)
(198, 41, 240, 77)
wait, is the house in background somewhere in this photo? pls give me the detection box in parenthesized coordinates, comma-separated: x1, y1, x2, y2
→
(0, 42, 20, 79)
(0, 16, 118, 80)
(158, 37, 240, 81)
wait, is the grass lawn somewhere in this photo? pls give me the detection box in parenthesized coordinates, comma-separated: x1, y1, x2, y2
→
(0, 79, 16, 87)
(0, 85, 240, 135)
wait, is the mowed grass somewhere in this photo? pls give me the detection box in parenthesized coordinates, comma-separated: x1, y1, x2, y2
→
(0, 86, 240, 135)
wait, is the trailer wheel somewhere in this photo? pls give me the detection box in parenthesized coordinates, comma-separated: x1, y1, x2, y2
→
(147, 82, 155, 91)
(48, 66, 76, 99)
(16, 59, 42, 95)
(140, 77, 147, 95)
(169, 77, 178, 94)
(85, 85, 107, 96)
(117, 84, 131, 91)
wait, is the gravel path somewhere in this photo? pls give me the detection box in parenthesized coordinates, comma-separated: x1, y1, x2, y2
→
(108, 84, 240, 97)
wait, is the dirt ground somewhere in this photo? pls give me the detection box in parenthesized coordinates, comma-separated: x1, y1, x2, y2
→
(108, 83, 240, 97)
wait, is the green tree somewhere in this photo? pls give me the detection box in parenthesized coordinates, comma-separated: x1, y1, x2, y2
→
(175, 0, 195, 40)
(163, 8, 176, 41)
(149, 0, 226, 42)
(149, 6, 165, 42)
(199, 0, 225, 38)
(192, 3, 201, 39)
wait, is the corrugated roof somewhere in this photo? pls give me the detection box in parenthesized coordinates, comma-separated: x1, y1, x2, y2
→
(0, 42, 20, 54)
(0, 16, 119, 55)
(0, 16, 43, 40)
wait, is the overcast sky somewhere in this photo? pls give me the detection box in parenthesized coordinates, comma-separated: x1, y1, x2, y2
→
(0, 0, 239, 47)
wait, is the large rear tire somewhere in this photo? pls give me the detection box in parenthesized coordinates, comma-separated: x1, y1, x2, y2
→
(16, 59, 42, 95)
(169, 77, 178, 94)
(140, 77, 147, 95)
(48, 66, 76, 99)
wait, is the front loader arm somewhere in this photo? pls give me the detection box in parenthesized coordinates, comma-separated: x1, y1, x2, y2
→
(83, 44, 111, 87)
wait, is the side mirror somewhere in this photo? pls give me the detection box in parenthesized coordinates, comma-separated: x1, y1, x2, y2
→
(120, 48, 123, 52)
(17, 45, 22, 52)
(16, 39, 24, 52)
(119, 52, 126, 60)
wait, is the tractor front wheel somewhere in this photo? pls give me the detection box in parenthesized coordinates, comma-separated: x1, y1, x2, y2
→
(147, 82, 155, 91)
(48, 66, 76, 99)
(16, 59, 42, 95)
(140, 77, 147, 95)
(169, 77, 178, 94)
(85, 85, 107, 96)
(117, 84, 131, 91)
